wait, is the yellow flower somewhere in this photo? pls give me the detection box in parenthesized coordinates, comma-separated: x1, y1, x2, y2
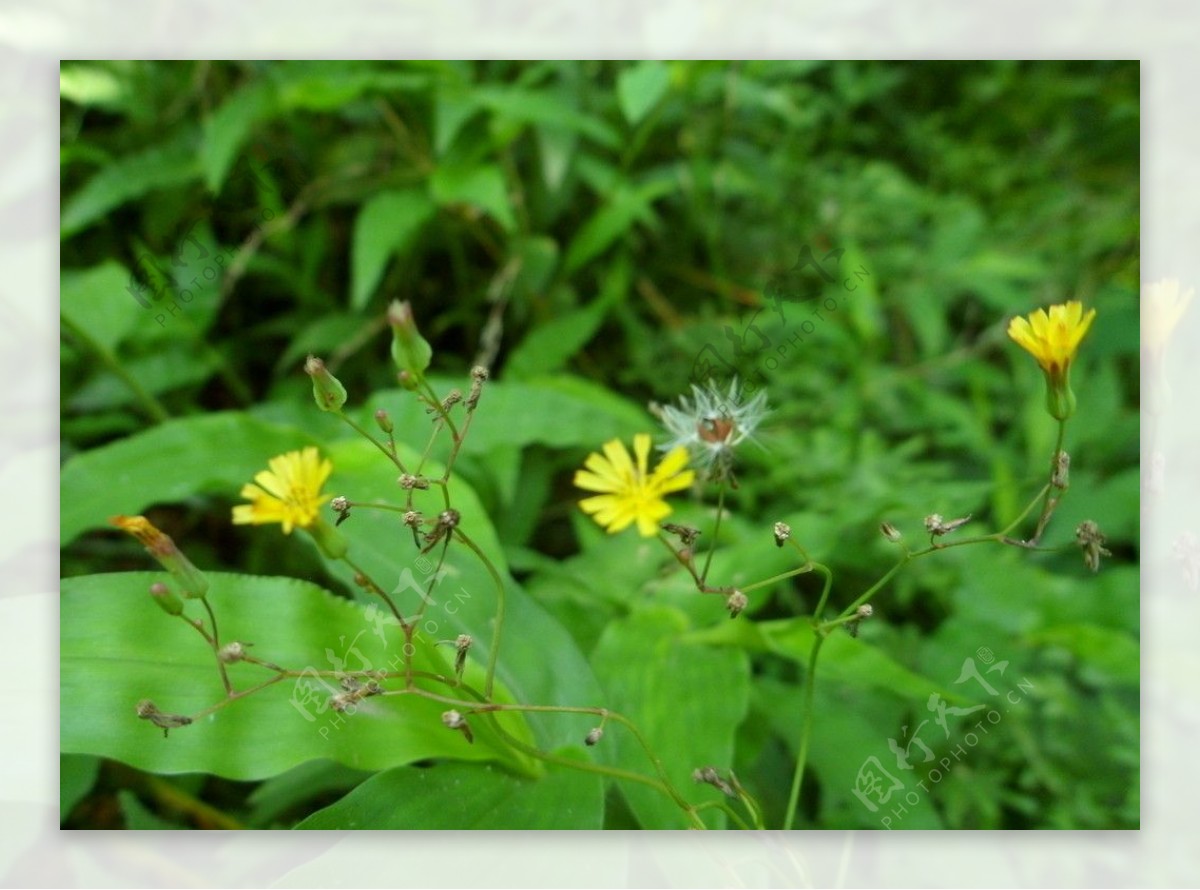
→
(1007, 300, 1097, 378)
(232, 447, 333, 534)
(1007, 301, 1096, 421)
(574, 434, 695, 537)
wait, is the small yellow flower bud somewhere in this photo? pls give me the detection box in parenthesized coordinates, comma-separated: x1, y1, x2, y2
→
(111, 515, 209, 599)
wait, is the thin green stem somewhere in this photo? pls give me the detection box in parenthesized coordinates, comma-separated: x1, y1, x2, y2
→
(201, 598, 233, 696)
(701, 482, 727, 583)
(783, 632, 825, 830)
(341, 554, 406, 628)
(337, 412, 408, 473)
(61, 314, 170, 423)
(454, 528, 505, 699)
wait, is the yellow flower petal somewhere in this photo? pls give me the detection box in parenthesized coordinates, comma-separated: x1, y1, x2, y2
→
(573, 434, 694, 538)
(231, 448, 333, 535)
(1007, 300, 1096, 377)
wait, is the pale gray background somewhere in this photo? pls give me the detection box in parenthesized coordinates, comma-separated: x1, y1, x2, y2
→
(15, 1, 1193, 885)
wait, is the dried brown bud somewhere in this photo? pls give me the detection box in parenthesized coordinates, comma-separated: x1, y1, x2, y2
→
(1052, 450, 1071, 490)
(442, 709, 474, 743)
(1076, 520, 1112, 572)
(467, 366, 489, 410)
(218, 641, 249, 663)
(726, 590, 748, 619)
(924, 513, 972, 537)
(880, 521, 902, 543)
(773, 521, 791, 547)
(584, 727, 604, 746)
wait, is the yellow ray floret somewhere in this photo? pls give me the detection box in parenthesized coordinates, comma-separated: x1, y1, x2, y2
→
(1007, 300, 1096, 377)
(232, 447, 333, 534)
(574, 434, 694, 537)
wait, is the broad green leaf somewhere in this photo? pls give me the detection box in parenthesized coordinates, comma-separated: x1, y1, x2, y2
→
(275, 68, 429, 111)
(360, 376, 648, 459)
(61, 136, 199, 238)
(692, 617, 969, 704)
(590, 606, 751, 829)
(1027, 624, 1139, 686)
(563, 186, 658, 273)
(67, 348, 222, 411)
(202, 80, 277, 192)
(433, 89, 481, 157)
(321, 438, 610, 757)
(430, 164, 515, 233)
(61, 261, 140, 355)
(61, 572, 531, 780)
(295, 759, 603, 829)
(617, 62, 670, 126)
(350, 189, 436, 310)
(507, 254, 625, 381)
(474, 86, 620, 149)
(60, 413, 318, 544)
(246, 760, 372, 827)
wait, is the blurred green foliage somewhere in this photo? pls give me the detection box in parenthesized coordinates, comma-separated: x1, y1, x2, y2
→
(60, 60, 1138, 829)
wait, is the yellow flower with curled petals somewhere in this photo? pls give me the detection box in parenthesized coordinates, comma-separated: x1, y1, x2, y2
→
(574, 434, 695, 537)
(232, 447, 333, 534)
(1007, 301, 1097, 378)
(1007, 301, 1096, 420)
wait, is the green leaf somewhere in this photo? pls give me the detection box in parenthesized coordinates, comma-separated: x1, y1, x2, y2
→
(617, 62, 671, 126)
(246, 760, 372, 827)
(474, 86, 619, 149)
(350, 190, 436, 310)
(275, 68, 429, 111)
(202, 80, 277, 192)
(1027, 624, 1139, 686)
(119, 791, 183, 829)
(60, 754, 100, 819)
(295, 759, 602, 829)
(504, 254, 622, 377)
(61, 261, 140, 355)
(563, 186, 658, 273)
(61, 136, 199, 239)
(61, 572, 531, 780)
(590, 606, 751, 829)
(361, 376, 648, 458)
(60, 64, 127, 110)
(60, 413, 318, 544)
(321, 438, 609, 756)
(430, 164, 515, 233)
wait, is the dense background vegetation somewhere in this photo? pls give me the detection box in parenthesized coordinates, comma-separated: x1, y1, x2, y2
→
(60, 60, 1139, 829)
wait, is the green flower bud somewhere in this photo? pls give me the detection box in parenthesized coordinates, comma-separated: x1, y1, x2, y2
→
(388, 300, 433, 379)
(149, 582, 184, 616)
(305, 355, 348, 413)
(306, 515, 349, 560)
